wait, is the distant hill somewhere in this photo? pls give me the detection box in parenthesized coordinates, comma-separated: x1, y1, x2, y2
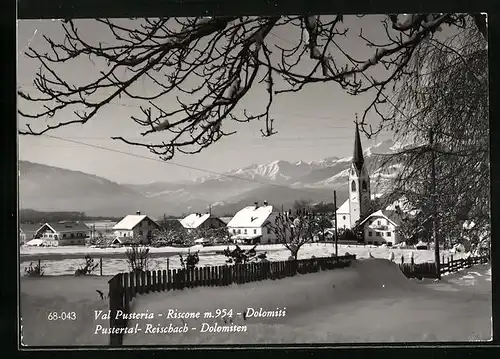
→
(18, 161, 198, 217)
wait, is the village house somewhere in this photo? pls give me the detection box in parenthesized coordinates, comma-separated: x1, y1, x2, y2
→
(358, 210, 402, 246)
(112, 211, 160, 245)
(180, 212, 226, 231)
(227, 201, 278, 244)
(32, 221, 91, 246)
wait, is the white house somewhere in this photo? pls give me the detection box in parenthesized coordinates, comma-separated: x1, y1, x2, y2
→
(227, 202, 278, 244)
(113, 211, 160, 245)
(33, 221, 90, 246)
(180, 213, 226, 231)
(358, 210, 402, 246)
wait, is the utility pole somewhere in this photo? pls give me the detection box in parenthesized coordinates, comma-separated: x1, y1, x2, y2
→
(430, 127, 441, 279)
(333, 190, 338, 257)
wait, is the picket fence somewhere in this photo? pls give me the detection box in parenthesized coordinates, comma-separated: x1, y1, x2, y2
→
(399, 254, 489, 279)
(107, 254, 356, 346)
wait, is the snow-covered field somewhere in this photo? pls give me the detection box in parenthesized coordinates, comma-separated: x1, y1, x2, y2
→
(20, 243, 467, 276)
(19, 259, 491, 346)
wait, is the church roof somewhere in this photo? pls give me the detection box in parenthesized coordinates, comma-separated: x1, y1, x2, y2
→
(336, 199, 350, 214)
(353, 123, 365, 172)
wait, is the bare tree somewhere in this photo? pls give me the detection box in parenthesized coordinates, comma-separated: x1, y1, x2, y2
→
(18, 14, 487, 160)
(271, 209, 320, 260)
(375, 17, 489, 250)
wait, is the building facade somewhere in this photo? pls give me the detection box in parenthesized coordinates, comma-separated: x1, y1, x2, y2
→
(227, 202, 278, 244)
(336, 124, 372, 229)
(34, 221, 90, 246)
(113, 212, 160, 244)
(359, 210, 401, 246)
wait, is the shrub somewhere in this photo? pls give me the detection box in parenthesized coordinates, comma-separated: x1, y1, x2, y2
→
(179, 250, 200, 271)
(74, 254, 99, 276)
(24, 261, 44, 277)
(126, 245, 150, 272)
(223, 244, 265, 264)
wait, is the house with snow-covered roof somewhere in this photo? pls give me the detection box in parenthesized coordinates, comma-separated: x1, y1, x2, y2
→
(180, 212, 226, 231)
(113, 211, 159, 245)
(33, 221, 91, 246)
(358, 209, 404, 246)
(227, 201, 278, 244)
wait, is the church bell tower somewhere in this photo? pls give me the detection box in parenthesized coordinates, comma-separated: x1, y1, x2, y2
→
(348, 123, 371, 227)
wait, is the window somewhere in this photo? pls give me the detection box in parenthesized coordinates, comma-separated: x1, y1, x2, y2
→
(233, 229, 236, 234)
(387, 242, 393, 246)
(254, 229, 257, 234)
(244, 229, 247, 234)
(351, 181, 356, 192)
(238, 229, 241, 234)
(267, 227, 271, 234)
(377, 220, 381, 226)
(374, 241, 379, 245)
(139, 230, 143, 236)
(387, 232, 391, 237)
(342, 216, 346, 220)
(362, 180, 368, 191)
(368, 231, 372, 237)
(70, 233, 75, 238)
(376, 232, 381, 237)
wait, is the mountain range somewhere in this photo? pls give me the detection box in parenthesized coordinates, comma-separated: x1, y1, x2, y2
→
(19, 139, 397, 219)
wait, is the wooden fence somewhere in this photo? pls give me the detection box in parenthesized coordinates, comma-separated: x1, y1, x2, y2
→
(107, 254, 356, 346)
(399, 254, 489, 279)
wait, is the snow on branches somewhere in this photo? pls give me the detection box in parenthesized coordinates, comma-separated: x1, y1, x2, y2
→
(18, 13, 487, 158)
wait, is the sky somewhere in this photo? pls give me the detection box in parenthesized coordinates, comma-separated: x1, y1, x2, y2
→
(17, 16, 397, 184)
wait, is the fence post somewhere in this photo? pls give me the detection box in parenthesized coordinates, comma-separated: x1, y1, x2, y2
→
(146, 271, 152, 293)
(172, 269, 178, 290)
(152, 271, 157, 292)
(401, 255, 404, 265)
(100, 258, 103, 276)
(167, 258, 170, 271)
(108, 274, 123, 346)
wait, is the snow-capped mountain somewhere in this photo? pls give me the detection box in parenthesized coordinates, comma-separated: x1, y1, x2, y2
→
(125, 139, 397, 215)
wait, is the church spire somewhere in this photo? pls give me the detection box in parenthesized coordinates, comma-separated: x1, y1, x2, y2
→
(353, 121, 364, 173)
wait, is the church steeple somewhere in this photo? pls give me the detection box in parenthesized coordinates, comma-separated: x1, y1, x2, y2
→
(353, 122, 364, 173)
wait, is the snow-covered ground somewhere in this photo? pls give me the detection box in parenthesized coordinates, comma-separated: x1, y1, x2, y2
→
(20, 243, 467, 276)
(19, 259, 491, 346)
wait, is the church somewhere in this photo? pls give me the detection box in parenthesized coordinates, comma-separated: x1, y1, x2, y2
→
(335, 124, 372, 230)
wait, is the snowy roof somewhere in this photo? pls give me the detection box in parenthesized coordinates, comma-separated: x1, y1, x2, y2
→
(336, 199, 350, 214)
(227, 205, 274, 228)
(359, 210, 402, 227)
(113, 215, 157, 230)
(180, 213, 211, 229)
(219, 216, 233, 225)
(231, 234, 262, 240)
(37, 221, 90, 234)
(25, 239, 45, 246)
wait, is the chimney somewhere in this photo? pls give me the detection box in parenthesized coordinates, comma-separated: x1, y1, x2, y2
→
(263, 200, 268, 206)
(254, 201, 259, 209)
(136, 210, 141, 215)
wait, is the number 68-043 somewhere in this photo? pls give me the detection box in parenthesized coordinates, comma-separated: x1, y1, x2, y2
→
(47, 311, 77, 321)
